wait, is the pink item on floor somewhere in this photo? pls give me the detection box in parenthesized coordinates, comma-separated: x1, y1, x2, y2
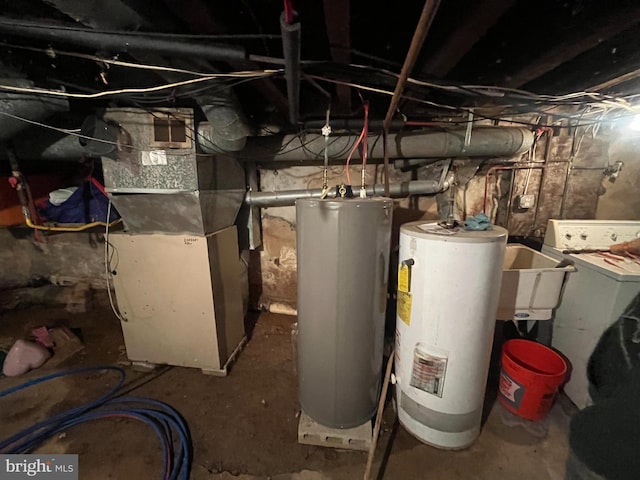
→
(32, 326, 55, 348)
(2, 339, 51, 377)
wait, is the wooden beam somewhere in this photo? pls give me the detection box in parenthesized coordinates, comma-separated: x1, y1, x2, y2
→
(323, 0, 351, 113)
(164, 0, 289, 116)
(588, 67, 640, 92)
(504, 6, 640, 88)
(383, 0, 441, 196)
(419, 0, 515, 78)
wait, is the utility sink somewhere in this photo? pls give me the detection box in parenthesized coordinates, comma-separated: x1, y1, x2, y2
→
(497, 245, 575, 321)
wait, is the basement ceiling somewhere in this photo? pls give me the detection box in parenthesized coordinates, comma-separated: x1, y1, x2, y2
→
(0, 0, 639, 133)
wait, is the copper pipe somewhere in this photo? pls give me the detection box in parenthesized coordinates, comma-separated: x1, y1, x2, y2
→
(382, 0, 441, 195)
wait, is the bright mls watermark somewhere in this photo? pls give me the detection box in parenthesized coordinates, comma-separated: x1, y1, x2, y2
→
(0, 455, 77, 480)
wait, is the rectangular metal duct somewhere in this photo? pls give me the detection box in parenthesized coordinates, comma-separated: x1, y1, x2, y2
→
(101, 108, 246, 234)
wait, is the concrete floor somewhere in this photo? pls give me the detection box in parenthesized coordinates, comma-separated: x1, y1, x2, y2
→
(0, 297, 572, 479)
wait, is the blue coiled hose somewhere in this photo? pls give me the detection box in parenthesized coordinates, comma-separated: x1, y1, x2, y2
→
(0, 366, 192, 480)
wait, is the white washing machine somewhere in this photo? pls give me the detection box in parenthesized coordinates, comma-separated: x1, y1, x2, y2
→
(542, 219, 640, 409)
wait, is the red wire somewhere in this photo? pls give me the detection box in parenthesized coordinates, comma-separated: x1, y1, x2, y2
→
(362, 103, 369, 170)
(89, 176, 108, 196)
(345, 127, 366, 185)
(345, 102, 371, 186)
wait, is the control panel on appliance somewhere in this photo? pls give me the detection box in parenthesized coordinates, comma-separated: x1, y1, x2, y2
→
(544, 220, 640, 249)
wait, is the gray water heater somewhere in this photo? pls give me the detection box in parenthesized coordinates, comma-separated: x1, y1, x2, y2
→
(296, 198, 393, 428)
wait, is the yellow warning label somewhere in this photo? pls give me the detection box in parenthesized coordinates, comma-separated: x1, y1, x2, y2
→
(398, 291, 412, 326)
(398, 264, 410, 293)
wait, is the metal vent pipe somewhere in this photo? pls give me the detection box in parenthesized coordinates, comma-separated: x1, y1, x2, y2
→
(240, 127, 534, 163)
(245, 179, 448, 207)
(0, 83, 69, 142)
(0, 18, 246, 62)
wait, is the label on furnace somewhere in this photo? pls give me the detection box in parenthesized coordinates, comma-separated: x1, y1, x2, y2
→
(410, 347, 448, 397)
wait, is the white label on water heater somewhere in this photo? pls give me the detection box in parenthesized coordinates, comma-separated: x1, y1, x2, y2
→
(410, 346, 448, 397)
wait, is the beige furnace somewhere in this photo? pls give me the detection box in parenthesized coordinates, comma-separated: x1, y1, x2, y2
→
(110, 226, 245, 375)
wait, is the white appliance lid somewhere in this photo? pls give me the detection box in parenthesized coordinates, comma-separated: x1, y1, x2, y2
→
(544, 246, 640, 281)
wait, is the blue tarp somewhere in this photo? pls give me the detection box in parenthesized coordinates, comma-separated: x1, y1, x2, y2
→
(39, 181, 119, 224)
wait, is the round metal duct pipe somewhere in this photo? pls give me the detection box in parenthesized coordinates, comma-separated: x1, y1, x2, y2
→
(0, 17, 246, 62)
(0, 85, 69, 142)
(245, 179, 448, 207)
(240, 127, 534, 163)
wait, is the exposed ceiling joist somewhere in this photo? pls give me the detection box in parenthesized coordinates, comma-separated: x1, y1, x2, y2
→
(383, 0, 441, 196)
(504, 6, 640, 88)
(323, 0, 351, 113)
(163, 0, 289, 116)
(589, 68, 640, 92)
(418, 0, 515, 78)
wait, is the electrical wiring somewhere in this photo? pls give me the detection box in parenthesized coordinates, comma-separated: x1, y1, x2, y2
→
(5, 36, 638, 120)
(105, 199, 126, 323)
(1, 43, 283, 79)
(298, 132, 360, 163)
(306, 74, 640, 128)
(345, 125, 367, 185)
(197, 123, 355, 160)
(305, 63, 640, 124)
(483, 164, 545, 214)
(122, 76, 268, 106)
(0, 111, 141, 151)
(359, 101, 370, 197)
(0, 71, 280, 99)
(341, 62, 639, 108)
(0, 366, 192, 480)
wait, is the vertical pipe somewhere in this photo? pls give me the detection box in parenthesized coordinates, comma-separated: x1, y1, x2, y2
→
(381, 0, 441, 195)
(280, 13, 301, 125)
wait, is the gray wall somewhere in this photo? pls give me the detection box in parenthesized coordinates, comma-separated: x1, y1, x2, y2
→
(596, 131, 640, 220)
(0, 229, 105, 290)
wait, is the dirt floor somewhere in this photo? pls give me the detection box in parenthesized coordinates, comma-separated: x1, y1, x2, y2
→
(0, 293, 573, 479)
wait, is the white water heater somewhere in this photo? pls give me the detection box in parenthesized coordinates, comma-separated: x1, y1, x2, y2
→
(395, 222, 507, 449)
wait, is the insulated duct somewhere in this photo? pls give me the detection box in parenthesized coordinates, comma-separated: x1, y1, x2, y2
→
(241, 127, 535, 162)
(280, 13, 301, 125)
(0, 81, 69, 141)
(162, 66, 249, 153)
(6, 2, 250, 155)
(245, 179, 448, 207)
(0, 17, 246, 62)
(197, 117, 250, 154)
(7, 121, 247, 160)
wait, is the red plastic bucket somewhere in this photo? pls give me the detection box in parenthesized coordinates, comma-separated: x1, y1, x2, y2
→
(498, 339, 567, 421)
